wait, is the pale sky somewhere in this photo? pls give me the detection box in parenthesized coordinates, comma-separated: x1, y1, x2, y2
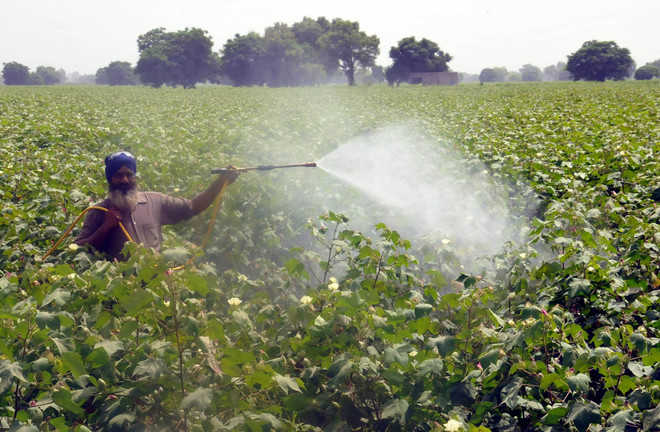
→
(1, 0, 657, 76)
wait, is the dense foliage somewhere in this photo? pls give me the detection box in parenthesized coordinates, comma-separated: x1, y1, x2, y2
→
(96, 62, 139, 86)
(566, 41, 634, 82)
(386, 37, 452, 86)
(136, 28, 221, 89)
(0, 82, 658, 431)
(220, 17, 380, 87)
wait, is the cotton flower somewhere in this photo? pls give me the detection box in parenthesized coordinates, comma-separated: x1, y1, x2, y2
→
(227, 297, 242, 306)
(300, 296, 313, 305)
(328, 282, 339, 291)
(444, 419, 463, 431)
(409, 350, 418, 357)
(68, 243, 79, 251)
(519, 253, 527, 259)
(442, 238, 451, 245)
(314, 315, 327, 326)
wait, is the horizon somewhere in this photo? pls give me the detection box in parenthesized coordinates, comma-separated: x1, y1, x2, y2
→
(1, 0, 658, 76)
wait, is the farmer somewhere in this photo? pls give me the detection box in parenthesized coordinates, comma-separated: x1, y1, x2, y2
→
(76, 151, 238, 259)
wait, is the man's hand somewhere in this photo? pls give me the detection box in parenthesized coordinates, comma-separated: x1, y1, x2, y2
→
(219, 165, 239, 185)
(101, 208, 122, 230)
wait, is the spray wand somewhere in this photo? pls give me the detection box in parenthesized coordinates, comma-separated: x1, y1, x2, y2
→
(211, 162, 317, 174)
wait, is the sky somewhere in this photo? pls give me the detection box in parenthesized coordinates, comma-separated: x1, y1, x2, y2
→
(1, 0, 658, 76)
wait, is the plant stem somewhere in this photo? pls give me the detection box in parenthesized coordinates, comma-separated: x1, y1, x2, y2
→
(322, 222, 340, 284)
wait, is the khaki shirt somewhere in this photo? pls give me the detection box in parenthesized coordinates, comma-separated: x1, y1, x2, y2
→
(76, 191, 196, 259)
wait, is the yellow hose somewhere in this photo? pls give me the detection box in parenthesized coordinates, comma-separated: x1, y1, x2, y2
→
(41, 206, 133, 261)
(41, 180, 229, 274)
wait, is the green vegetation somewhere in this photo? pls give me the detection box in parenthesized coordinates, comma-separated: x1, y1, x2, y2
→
(0, 82, 659, 431)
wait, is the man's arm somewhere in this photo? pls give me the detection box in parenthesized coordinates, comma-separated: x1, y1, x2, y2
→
(76, 208, 122, 250)
(190, 169, 239, 215)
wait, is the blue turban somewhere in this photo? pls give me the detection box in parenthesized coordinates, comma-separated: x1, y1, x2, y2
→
(105, 151, 137, 182)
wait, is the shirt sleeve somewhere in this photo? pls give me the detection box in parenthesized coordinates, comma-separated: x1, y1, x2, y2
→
(75, 206, 105, 243)
(155, 193, 196, 225)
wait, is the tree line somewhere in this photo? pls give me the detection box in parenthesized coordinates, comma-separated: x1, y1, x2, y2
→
(2, 19, 659, 87)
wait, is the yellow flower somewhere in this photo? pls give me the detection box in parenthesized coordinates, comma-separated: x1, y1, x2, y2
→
(227, 297, 242, 306)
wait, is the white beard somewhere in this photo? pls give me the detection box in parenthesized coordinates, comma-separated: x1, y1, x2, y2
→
(109, 187, 138, 212)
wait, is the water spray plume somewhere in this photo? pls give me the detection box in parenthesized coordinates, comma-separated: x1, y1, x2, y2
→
(211, 162, 317, 174)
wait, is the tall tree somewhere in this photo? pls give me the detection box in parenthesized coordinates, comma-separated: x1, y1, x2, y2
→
(219, 32, 267, 86)
(292, 17, 334, 75)
(387, 37, 452, 84)
(519, 64, 542, 81)
(136, 27, 220, 88)
(35, 66, 61, 85)
(263, 23, 304, 87)
(2, 62, 29, 85)
(566, 40, 633, 81)
(96, 61, 138, 85)
(318, 19, 379, 86)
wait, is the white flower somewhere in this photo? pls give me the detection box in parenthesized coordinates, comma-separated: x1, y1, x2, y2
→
(67, 273, 76, 280)
(227, 297, 242, 306)
(442, 238, 451, 245)
(314, 315, 327, 326)
(300, 295, 313, 305)
(444, 419, 463, 432)
(329, 276, 337, 283)
(68, 243, 79, 251)
(237, 273, 248, 282)
(519, 253, 527, 259)
(409, 350, 418, 357)
(328, 282, 339, 291)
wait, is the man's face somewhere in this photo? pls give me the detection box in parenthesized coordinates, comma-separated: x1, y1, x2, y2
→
(109, 165, 137, 192)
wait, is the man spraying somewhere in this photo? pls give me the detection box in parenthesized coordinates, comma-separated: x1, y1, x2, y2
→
(76, 151, 238, 259)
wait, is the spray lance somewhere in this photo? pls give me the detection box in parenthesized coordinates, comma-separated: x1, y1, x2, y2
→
(211, 161, 317, 174)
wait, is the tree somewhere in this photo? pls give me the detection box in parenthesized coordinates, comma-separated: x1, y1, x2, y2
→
(318, 19, 379, 86)
(566, 40, 634, 81)
(97, 61, 138, 85)
(2, 61, 29, 85)
(387, 37, 452, 85)
(520, 64, 542, 81)
(35, 66, 61, 85)
(219, 32, 267, 86)
(262, 23, 304, 87)
(136, 27, 220, 88)
(292, 17, 334, 74)
(479, 68, 497, 83)
(634, 65, 659, 80)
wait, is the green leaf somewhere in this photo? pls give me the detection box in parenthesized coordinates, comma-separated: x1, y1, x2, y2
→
(416, 358, 443, 377)
(384, 347, 408, 366)
(606, 409, 634, 432)
(274, 374, 302, 394)
(568, 401, 601, 432)
(184, 272, 208, 296)
(181, 387, 213, 410)
(162, 247, 190, 264)
(643, 405, 660, 431)
(500, 377, 523, 409)
(381, 398, 408, 424)
(119, 289, 153, 315)
(627, 361, 653, 377)
(566, 373, 591, 393)
(61, 352, 86, 379)
(542, 406, 569, 425)
(94, 340, 124, 358)
(487, 308, 506, 327)
(428, 335, 456, 356)
(53, 389, 84, 415)
(49, 416, 69, 432)
(134, 358, 167, 379)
